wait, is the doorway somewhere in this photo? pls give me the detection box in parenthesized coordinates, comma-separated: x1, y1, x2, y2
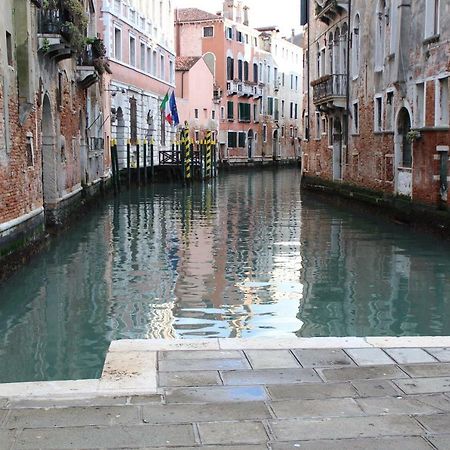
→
(395, 107, 412, 197)
(248, 129, 253, 159)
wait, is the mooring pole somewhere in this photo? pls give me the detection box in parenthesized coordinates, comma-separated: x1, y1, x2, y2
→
(136, 140, 141, 186)
(150, 138, 155, 179)
(143, 139, 148, 185)
(114, 140, 120, 192)
(127, 139, 131, 187)
(110, 139, 117, 194)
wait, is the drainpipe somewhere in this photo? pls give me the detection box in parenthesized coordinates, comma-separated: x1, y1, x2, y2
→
(345, 0, 352, 170)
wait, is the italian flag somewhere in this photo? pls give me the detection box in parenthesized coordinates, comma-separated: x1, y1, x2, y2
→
(160, 91, 173, 125)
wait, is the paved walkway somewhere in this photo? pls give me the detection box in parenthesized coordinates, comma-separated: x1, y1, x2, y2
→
(1, 338, 450, 449)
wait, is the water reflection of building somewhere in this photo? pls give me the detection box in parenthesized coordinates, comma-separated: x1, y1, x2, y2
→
(298, 195, 450, 337)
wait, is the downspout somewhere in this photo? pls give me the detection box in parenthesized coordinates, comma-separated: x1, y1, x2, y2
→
(345, 0, 352, 171)
(307, 4, 310, 142)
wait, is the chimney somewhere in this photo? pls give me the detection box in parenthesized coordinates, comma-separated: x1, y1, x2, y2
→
(223, 1, 235, 21)
(236, 1, 243, 24)
(243, 6, 249, 26)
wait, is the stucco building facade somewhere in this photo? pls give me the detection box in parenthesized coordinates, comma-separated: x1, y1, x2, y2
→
(302, 0, 450, 209)
(174, 1, 303, 165)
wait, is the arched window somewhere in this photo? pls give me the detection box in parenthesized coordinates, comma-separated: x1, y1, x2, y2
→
(244, 61, 249, 81)
(328, 32, 334, 74)
(226, 56, 234, 80)
(375, 0, 385, 72)
(253, 62, 258, 83)
(333, 28, 341, 74)
(238, 59, 243, 81)
(341, 23, 348, 75)
(352, 14, 360, 78)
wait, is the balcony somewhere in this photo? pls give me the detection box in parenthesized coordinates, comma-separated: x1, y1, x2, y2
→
(312, 74, 347, 110)
(253, 83, 264, 98)
(227, 80, 239, 96)
(315, 0, 349, 25)
(76, 43, 106, 89)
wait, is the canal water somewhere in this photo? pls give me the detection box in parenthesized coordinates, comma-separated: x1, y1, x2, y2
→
(1, 168, 450, 382)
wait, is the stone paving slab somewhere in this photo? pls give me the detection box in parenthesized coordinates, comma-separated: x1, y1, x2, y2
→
(292, 348, 355, 368)
(269, 415, 423, 441)
(221, 368, 321, 385)
(415, 413, 450, 433)
(427, 434, 450, 450)
(270, 436, 433, 450)
(270, 397, 364, 418)
(426, 348, 450, 363)
(266, 382, 358, 400)
(159, 358, 251, 372)
(393, 377, 450, 394)
(344, 348, 395, 366)
(110, 339, 220, 352)
(164, 386, 268, 403)
(0, 430, 15, 450)
(197, 421, 268, 445)
(400, 363, 450, 378)
(142, 401, 271, 423)
(244, 350, 300, 369)
(384, 348, 438, 364)
(4, 405, 141, 429)
(159, 350, 243, 360)
(319, 364, 408, 382)
(158, 370, 222, 387)
(355, 395, 443, 416)
(14, 424, 196, 449)
(350, 380, 403, 397)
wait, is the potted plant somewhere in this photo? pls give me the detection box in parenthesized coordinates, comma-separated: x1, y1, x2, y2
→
(406, 129, 421, 142)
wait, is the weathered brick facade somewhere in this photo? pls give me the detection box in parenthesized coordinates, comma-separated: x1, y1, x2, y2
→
(302, 0, 450, 210)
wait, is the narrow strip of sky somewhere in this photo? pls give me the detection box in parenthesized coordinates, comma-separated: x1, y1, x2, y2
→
(173, 0, 301, 36)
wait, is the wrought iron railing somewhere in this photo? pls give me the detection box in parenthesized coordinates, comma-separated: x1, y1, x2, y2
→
(312, 74, 347, 103)
(38, 7, 63, 34)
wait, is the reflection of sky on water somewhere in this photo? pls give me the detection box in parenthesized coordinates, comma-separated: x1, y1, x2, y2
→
(0, 168, 450, 382)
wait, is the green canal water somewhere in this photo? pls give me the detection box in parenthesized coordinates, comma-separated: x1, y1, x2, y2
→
(1, 168, 450, 382)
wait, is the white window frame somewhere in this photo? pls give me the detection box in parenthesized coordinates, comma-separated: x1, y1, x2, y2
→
(435, 76, 449, 127)
(415, 81, 426, 128)
(374, 94, 383, 132)
(425, 0, 440, 40)
(203, 26, 214, 38)
(352, 100, 359, 134)
(113, 26, 122, 60)
(129, 34, 136, 67)
(385, 89, 395, 132)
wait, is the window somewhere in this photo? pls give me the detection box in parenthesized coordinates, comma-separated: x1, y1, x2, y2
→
(146, 47, 152, 73)
(114, 28, 122, 59)
(386, 91, 394, 131)
(140, 43, 145, 70)
(244, 61, 249, 81)
(253, 104, 259, 122)
(160, 54, 165, 79)
(194, 130, 200, 142)
(352, 14, 360, 78)
(425, 0, 440, 39)
(227, 101, 234, 120)
(267, 65, 271, 83)
(238, 59, 243, 81)
(226, 57, 234, 80)
(203, 26, 214, 37)
(290, 102, 293, 119)
(238, 132, 246, 148)
(374, 95, 383, 131)
(6, 32, 13, 66)
(130, 97, 137, 144)
(129, 35, 136, 66)
(221, 106, 225, 120)
(253, 63, 258, 83)
(238, 103, 251, 122)
(352, 101, 359, 134)
(228, 131, 237, 147)
(26, 133, 34, 166)
(294, 104, 298, 120)
(281, 100, 285, 118)
(237, 31, 243, 42)
(322, 117, 327, 136)
(114, 0, 121, 14)
(263, 124, 267, 142)
(212, 110, 216, 120)
(267, 97, 274, 116)
(152, 50, 157, 75)
(375, 1, 386, 71)
(281, 126, 285, 138)
(295, 76, 299, 91)
(436, 77, 449, 126)
(389, 0, 398, 55)
(169, 60, 174, 84)
(328, 117, 333, 145)
(194, 109, 199, 119)
(226, 27, 233, 39)
(415, 82, 425, 127)
(315, 111, 321, 139)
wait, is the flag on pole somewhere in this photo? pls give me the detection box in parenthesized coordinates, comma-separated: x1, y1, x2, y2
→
(160, 90, 173, 125)
(169, 91, 180, 126)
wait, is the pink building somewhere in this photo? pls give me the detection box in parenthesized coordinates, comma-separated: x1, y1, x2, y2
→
(174, 1, 303, 165)
(175, 56, 219, 142)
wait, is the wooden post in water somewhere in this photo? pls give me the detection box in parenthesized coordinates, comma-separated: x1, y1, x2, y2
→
(150, 138, 155, 179)
(127, 139, 131, 187)
(143, 139, 148, 185)
(136, 140, 141, 186)
(206, 130, 212, 179)
(113, 140, 120, 192)
(110, 139, 117, 194)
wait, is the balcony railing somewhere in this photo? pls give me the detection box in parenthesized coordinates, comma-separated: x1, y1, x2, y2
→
(253, 84, 264, 98)
(315, 0, 349, 25)
(312, 74, 347, 106)
(38, 7, 63, 34)
(227, 80, 239, 96)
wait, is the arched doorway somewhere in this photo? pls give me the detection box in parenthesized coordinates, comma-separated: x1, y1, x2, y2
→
(248, 129, 254, 159)
(41, 95, 57, 207)
(395, 107, 412, 197)
(272, 129, 279, 160)
(333, 118, 342, 180)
